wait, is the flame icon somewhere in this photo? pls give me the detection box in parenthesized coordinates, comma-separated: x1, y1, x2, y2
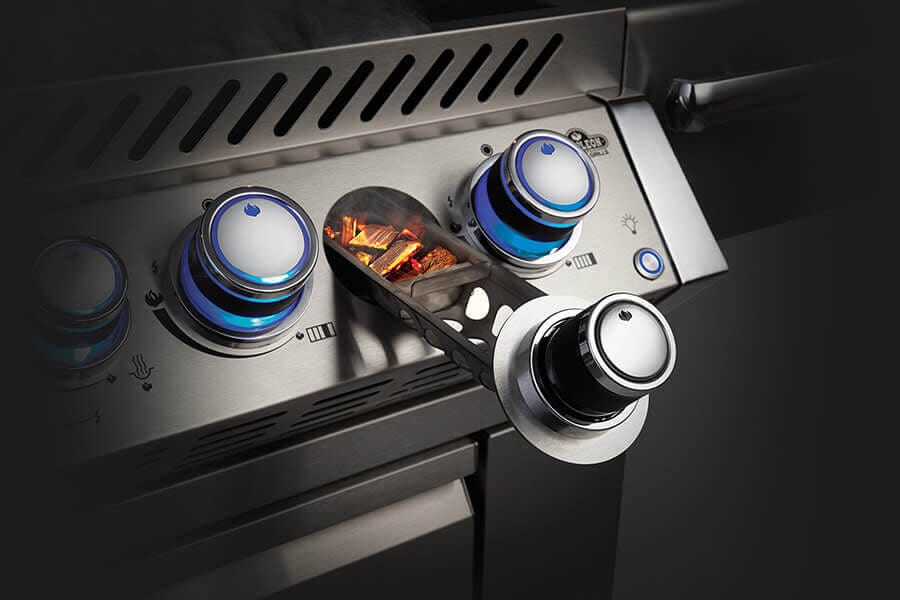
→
(129, 353, 153, 380)
(540, 142, 556, 155)
(618, 310, 633, 322)
(621, 214, 638, 235)
(244, 203, 261, 217)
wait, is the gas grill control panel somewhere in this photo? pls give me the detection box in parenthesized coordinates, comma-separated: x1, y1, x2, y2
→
(22, 105, 715, 468)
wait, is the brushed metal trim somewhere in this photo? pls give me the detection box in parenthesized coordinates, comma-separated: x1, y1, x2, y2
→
(601, 98, 728, 284)
(149, 480, 472, 599)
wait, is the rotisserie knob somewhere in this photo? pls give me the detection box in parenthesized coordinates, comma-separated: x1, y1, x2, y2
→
(28, 238, 130, 369)
(176, 186, 317, 338)
(536, 293, 676, 422)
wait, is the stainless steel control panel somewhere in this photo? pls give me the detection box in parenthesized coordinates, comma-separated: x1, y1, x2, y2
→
(26, 105, 679, 466)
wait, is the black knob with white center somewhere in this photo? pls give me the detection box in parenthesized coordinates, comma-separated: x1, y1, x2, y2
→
(536, 293, 676, 422)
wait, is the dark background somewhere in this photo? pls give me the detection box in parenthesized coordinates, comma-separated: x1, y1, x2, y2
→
(1, 1, 888, 598)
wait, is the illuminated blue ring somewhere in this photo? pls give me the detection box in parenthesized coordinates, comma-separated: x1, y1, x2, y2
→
(638, 248, 664, 275)
(180, 242, 301, 334)
(193, 235, 294, 304)
(514, 136, 595, 213)
(473, 168, 572, 260)
(36, 240, 125, 318)
(210, 193, 312, 287)
(30, 307, 129, 369)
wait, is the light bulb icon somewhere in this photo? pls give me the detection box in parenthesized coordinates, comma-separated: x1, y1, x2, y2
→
(621, 214, 638, 234)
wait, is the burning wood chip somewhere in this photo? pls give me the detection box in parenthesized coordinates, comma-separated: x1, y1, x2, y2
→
(397, 228, 421, 242)
(349, 224, 398, 250)
(323, 225, 337, 239)
(340, 216, 358, 247)
(387, 257, 423, 282)
(419, 247, 457, 273)
(370, 240, 423, 276)
(354, 251, 374, 266)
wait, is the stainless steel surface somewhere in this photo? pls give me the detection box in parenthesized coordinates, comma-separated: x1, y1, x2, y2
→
(580, 293, 676, 397)
(666, 62, 835, 133)
(9, 9, 626, 196)
(150, 480, 472, 600)
(493, 295, 648, 464)
(603, 98, 728, 285)
(23, 105, 679, 469)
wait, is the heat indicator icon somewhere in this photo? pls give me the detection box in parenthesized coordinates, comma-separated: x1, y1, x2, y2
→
(621, 214, 638, 235)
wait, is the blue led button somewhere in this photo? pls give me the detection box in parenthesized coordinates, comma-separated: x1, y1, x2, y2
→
(467, 130, 600, 268)
(634, 248, 664, 280)
(178, 187, 318, 338)
(29, 238, 130, 370)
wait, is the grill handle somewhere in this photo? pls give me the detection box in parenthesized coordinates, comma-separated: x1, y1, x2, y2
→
(665, 61, 837, 132)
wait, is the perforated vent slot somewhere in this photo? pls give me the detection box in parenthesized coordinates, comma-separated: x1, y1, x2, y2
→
(76, 93, 140, 169)
(179, 79, 240, 152)
(515, 33, 564, 96)
(281, 378, 393, 436)
(180, 410, 285, 466)
(274, 66, 332, 136)
(228, 73, 286, 144)
(129, 86, 191, 160)
(441, 44, 492, 108)
(479, 38, 528, 102)
(318, 61, 374, 129)
(361, 54, 415, 122)
(402, 49, 455, 115)
(18, 9, 624, 191)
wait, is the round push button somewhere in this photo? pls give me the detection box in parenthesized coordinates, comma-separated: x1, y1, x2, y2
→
(634, 247, 664, 280)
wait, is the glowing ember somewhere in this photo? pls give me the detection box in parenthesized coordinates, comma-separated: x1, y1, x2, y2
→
(340, 216, 358, 247)
(328, 215, 459, 284)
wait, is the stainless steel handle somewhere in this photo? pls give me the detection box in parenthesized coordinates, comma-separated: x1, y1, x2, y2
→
(665, 62, 836, 132)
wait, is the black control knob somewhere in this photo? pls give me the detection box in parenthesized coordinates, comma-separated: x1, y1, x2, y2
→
(536, 293, 676, 423)
(28, 237, 130, 377)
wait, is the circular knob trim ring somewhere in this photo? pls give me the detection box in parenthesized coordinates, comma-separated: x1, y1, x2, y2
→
(578, 293, 676, 396)
(199, 187, 318, 298)
(505, 130, 600, 224)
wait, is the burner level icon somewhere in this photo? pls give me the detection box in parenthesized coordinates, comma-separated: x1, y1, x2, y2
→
(572, 252, 597, 269)
(306, 322, 337, 343)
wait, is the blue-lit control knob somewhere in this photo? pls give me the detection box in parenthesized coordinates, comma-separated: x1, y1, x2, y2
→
(175, 187, 317, 343)
(28, 238, 130, 372)
(464, 130, 600, 270)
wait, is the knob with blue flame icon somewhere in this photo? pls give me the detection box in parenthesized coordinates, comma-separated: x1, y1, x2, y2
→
(460, 129, 599, 272)
(28, 238, 130, 377)
(171, 186, 317, 348)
